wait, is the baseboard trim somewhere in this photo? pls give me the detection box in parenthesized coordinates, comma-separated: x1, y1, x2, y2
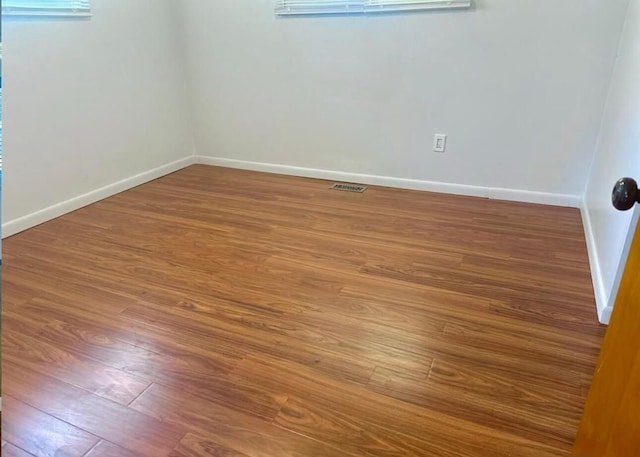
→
(195, 156, 581, 207)
(2, 156, 196, 238)
(1, 154, 583, 239)
(580, 202, 612, 324)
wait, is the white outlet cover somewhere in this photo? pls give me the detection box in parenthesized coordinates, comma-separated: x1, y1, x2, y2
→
(433, 134, 447, 152)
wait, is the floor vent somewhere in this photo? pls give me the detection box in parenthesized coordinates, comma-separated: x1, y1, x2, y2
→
(330, 183, 367, 193)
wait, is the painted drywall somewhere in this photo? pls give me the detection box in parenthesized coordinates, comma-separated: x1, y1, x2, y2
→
(2, 0, 194, 234)
(583, 0, 640, 324)
(176, 0, 629, 201)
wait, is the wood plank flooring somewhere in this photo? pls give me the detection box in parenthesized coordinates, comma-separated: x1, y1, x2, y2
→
(2, 165, 605, 456)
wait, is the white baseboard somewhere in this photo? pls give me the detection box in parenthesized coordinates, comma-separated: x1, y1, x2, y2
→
(580, 202, 612, 324)
(1, 153, 583, 238)
(195, 156, 582, 208)
(2, 156, 196, 238)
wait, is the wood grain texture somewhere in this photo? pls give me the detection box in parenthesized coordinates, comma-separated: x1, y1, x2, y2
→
(3, 365, 184, 455)
(2, 165, 605, 456)
(1, 395, 99, 457)
(1, 443, 37, 457)
(2, 312, 152, 405)
(169, 433, 251, 457)
(83, 440, 146, 457)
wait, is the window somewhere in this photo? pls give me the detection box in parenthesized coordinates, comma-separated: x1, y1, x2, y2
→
(275, 0, 471, 15)
(2, 0, 91, 17)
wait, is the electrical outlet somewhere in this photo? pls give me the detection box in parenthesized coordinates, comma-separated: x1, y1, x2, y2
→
(433, 134, 447, 153)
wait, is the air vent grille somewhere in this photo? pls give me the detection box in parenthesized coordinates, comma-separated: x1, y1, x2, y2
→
(330, 183, 367, 193)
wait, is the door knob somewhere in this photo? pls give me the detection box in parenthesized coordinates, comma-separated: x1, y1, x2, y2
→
(612, 177, 640, 211)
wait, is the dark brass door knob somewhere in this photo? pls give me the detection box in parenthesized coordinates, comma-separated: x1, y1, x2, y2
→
(612, 178, 640, 211)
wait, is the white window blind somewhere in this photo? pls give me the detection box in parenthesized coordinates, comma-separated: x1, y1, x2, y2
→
(2, 0, 91, 17)
(275, 0, 471, 15)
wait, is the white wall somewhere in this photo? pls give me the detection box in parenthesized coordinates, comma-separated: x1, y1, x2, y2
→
(176, 0, 629, 203)
(583, 0, 640, 324)
(2, 0, 194, 236)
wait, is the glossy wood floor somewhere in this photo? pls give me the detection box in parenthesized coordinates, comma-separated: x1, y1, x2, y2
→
(2, 165, 605, 457)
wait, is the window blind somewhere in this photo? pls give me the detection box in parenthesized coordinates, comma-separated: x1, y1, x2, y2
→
(275, 0, 471, 15)
(2, 0, 91, 17)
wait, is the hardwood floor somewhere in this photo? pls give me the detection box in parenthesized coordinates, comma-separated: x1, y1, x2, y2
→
(2, 165, 605, 456)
